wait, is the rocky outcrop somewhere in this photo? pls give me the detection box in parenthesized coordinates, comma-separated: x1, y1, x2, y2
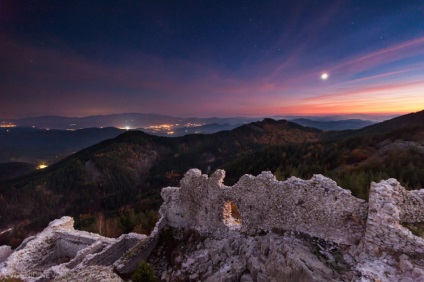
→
(151, 228, 349, 281)
(158, 169, 424, 281)
(161, 169, 367, 245)
(364, 178, 424, 254)
(378, 139, 424, 155)
(355, 178, 424, 281)
(1, 169, 424, 281)
(0, 217, 143, 281)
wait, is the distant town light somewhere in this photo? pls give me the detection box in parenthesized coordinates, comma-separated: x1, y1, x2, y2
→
(37, 164, 48, 169)
(0, 124, 16, 128)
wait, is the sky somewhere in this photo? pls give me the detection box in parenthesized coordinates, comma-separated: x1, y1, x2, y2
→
(1, 0, 424, 118)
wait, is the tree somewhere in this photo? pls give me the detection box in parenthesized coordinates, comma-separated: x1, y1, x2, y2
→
(132, 261, 157, 282)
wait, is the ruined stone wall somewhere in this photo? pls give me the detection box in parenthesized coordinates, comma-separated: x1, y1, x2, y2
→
(364, 179, 424, 255)
(3, 169, 424, 281)
(398, 189, 424, 223)
(161, 170, 229, 235)
(227, 172, 368, 244)
(161, 169, 424, 254)
(161, 169, 368, 245)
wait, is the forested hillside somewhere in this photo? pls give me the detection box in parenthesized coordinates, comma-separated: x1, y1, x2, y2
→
(224, 124, 424, 199)
(0, 119, 320, 246)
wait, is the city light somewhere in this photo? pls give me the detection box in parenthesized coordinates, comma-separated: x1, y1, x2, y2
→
(0, 123, 16, 128)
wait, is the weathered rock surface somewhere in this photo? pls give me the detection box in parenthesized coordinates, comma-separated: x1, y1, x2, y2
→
(149, 227, 350, 281)
(378, 139, 424, 155)
(0, 217, 142, 281)
(0, 246, 12, 263)
(161, 169, 367, 245)
(54, 265, 123, 282)
(1, 169, 424, 281)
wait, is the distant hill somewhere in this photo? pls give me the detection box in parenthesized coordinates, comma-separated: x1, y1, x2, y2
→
(7, 113, 381, 131)
(9, 113, 257, 130)
(224, 111, 424, 200)
(354, 109, 424, 135)
(142, 123, 241, 136)
(0, 118, 376, 166)
(0, 127, 126, 164)
(325, 109, 424, 140)
(0, 124, 244, 164)
(0, 119, 322, 246)
(291, 118, 374, 130)
(12, 114, 180, 129)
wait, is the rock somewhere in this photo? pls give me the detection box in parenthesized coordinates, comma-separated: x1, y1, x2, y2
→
(230, 259, 246, 275)
(399, 259, 414, 273)
(211, 253, 224, 265)
(240, 273, 254, 282)
(0, 246, 12, 263)
(247, 256, 260, 279)
(412, 267, 424, 278)
(256, 272, 268, 282)
(189, 273, 199, 281)
(160, 169, 367, 245)
(197, 260, 210, 274)
(399, 254, 409, 261)
(53, 265, 123, 281)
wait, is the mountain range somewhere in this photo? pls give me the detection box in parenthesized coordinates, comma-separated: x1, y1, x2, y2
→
(0, 110, 423, 247)
(6, 114, 257, 129)
(5, 113, 379, 131)
(0, 117, 374, 165)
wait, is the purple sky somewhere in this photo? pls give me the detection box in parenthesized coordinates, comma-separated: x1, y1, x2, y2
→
(1, 1, 424, 118)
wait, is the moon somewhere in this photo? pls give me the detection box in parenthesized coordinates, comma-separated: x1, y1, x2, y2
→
(321, 73, 329, 80)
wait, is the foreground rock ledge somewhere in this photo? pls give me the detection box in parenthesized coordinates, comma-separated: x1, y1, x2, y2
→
(1, 169, 424, 281)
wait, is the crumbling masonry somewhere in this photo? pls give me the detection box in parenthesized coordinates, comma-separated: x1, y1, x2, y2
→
(2, 169, 424, 281)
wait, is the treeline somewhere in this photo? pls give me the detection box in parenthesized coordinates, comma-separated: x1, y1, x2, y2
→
(224, 126, 424, 200)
